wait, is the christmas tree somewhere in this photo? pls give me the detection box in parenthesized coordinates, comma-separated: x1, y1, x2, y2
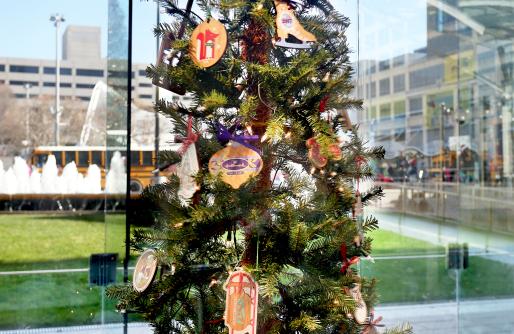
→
(109, 1, 412, 333)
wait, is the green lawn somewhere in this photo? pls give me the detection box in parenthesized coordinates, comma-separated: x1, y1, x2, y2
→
(0, 214, 127, 271)
(0, 214, 513, 329)
(362, 229, 514, 303)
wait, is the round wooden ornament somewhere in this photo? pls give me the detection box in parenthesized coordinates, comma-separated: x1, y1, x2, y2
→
(189, 18, 228, 68)
(133, 249, 158, 292)
(209, 142, 263, 189)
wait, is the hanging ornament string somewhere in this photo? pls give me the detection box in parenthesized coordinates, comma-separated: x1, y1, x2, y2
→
(362, 310, 384, 334)
(215, 122, 261, 154)
(340, 243, 360, 273)
(354, 155, 366, 198)
(175, 115, 199, 155)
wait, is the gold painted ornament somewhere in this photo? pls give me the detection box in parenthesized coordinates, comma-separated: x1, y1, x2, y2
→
(223, 270, 259, 334)
(209, 142, 263, 189)
(133, 249, 158, 292)
(190, 18, 228, 68)
(274, 0, 317, 49)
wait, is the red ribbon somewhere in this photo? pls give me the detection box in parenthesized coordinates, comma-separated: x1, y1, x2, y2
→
(340, 243, 359, 273)
(319, 95, 329, 113)
(176, 115, 199, 155)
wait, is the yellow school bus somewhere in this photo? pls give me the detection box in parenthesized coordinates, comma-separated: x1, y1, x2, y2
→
(31, 145, 179, 193)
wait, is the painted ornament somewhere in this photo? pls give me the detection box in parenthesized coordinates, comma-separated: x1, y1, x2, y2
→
(306, 138, 342, 168)
(274, 0, 317, 49)
(346, 283, 368, 324)
(223, 270, 259, 334)
(209, 142, 263, 189)
(133, 249, 158, 292)
(190, 18, 228, 68)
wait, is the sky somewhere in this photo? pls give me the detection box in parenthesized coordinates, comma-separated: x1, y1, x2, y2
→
(0, 0, 427, 64)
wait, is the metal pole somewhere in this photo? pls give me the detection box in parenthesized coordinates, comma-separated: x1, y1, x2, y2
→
(50, 14, 64, 146)
(154, 1, 160, 183)
(123, 1, 133, 333)
(56, 19, 60, 146)
(25, 84, 31, 145)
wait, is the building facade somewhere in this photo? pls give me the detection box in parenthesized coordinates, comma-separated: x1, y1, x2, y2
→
(0, 25, 188, 107)
(355, 1, 514, 185)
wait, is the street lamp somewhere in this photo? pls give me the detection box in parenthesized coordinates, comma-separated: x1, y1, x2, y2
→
(50, 13, 65, 146)
(24, 83, 32, 146)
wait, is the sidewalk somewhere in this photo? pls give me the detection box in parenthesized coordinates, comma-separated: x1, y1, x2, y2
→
(0, 323, 152, 334)
(2, 298, 514, 334)
(376, 298, 514, 334)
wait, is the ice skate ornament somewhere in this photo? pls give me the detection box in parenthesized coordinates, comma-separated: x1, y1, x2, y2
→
(190, 18, 228, 68)
(273, 1, 317, 49)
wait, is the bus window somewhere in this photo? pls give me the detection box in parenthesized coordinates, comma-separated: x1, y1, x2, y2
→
(36, 154, 48, 168)
(131, 151, 140, 166)
(65, 151, 76, 165)
(92, 151, 102, 166)
(78, 151, 89, 166)
(142, 151, 153, 166)
(54, 152, 63, 167)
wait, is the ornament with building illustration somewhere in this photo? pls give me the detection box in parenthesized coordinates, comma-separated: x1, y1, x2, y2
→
(190, 18, 227, 68)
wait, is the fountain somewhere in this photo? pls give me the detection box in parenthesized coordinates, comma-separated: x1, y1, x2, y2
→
(0, 152, 123, 195)
(105, 151, 126, 194)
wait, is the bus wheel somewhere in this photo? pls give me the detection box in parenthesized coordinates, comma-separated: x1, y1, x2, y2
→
(130, 179, 143, 194)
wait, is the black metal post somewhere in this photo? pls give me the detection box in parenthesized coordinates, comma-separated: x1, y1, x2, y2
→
(124, 0, 133, 333)
(154, 1, 160, 181)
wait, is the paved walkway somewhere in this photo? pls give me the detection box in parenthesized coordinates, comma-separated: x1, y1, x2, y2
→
(376, 298, 514, 334)
(0, 323, 152, 334)
(2, 298, 514, 334)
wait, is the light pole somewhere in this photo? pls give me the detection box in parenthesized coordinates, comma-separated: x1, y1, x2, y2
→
(50, 13, 65, 146)
(24, 83, 32, 145)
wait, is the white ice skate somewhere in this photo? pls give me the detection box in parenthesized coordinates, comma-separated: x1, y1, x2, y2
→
(274, 0, 317, 49)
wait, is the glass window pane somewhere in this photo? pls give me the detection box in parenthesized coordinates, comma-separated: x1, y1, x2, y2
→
(142, 151, 153, 166)
(9, 65, 39, 73)
(65, 151, 75, 165)
(78, 151, 89, 166)
(91, 151, 103, 166)
(131, 151, 140, 166)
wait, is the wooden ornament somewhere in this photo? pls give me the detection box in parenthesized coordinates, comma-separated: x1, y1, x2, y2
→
(190, 18, 228, 68)
(209, 142, 263, 189)
(223, 270, 259, 334)
(306, 138, 328, 168)
(274, 0, 317, 49)
(133, 249, 158, 292)
(347, 283, 368, 324)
